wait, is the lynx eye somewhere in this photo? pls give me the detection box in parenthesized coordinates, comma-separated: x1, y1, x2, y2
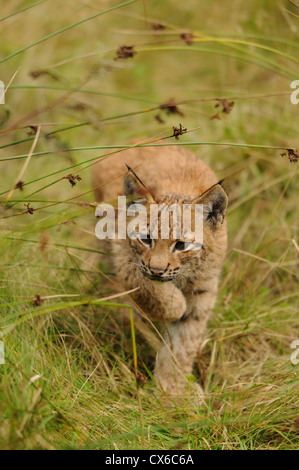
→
(174, 241, 186, 251)
(173, 241, 202, 252)
(138, 234, 153, 248)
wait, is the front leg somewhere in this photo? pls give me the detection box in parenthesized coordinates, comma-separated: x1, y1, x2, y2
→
(154, 284, 218, 396)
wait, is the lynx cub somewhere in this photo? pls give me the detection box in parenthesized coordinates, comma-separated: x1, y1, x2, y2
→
(93, 145, 228, 396)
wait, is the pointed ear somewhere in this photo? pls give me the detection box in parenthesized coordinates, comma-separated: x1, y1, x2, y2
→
(123, 170, 155, 204)
(193, 184, 228, 227)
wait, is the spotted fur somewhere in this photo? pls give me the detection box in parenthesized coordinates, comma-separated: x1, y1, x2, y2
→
(93, 145, 228, 397)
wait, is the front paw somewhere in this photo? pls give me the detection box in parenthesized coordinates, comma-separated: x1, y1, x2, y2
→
(167, 287, 187, 321)
(154, 373, 204, 407)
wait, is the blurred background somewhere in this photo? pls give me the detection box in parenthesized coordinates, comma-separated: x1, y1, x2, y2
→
(0, 0, 298, 450)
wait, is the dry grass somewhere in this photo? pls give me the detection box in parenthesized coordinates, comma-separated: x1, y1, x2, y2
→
(0, 0, 298, 449)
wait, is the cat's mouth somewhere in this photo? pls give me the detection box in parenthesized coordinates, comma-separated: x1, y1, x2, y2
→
(142, 271, 175, 282)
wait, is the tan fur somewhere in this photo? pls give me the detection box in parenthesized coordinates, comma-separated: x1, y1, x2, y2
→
(92, 145, 228, 397)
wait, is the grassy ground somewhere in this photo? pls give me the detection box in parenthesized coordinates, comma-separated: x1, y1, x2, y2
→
(0, 0, 298, 450)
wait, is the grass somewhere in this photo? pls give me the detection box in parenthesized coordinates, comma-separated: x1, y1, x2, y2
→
(0, 0, 298, 450)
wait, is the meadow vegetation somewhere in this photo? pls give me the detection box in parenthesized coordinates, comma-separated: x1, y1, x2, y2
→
(0, 0, 298, 449)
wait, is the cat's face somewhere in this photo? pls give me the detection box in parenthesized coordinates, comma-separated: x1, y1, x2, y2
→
(130, 235, 204, 282)
(124, 171, 228, 282)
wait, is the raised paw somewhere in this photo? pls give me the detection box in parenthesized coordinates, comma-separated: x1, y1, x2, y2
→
(164, 285, 187, 321)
